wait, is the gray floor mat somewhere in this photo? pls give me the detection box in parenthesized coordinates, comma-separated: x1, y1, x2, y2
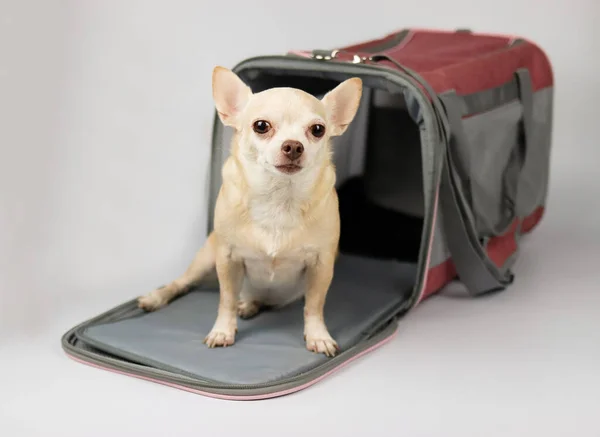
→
(79, 255, 416, 385)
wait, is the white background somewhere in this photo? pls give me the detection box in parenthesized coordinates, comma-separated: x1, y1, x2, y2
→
(1, 1, 599, 436)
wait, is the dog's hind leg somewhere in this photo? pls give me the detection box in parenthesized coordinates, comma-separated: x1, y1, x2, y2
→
(138, 232, 217, 311)
(237, 300, 262, 319)
(236, 283, 265, 319)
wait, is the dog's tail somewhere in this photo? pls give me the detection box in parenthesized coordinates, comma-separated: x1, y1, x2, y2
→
(138, 232, 217, 311)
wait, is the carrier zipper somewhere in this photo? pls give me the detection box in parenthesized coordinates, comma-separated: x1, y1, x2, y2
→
(310, 30, 412, 60)
(309, 36, 525, 70)
(344, 29, 412, 54)
(310, 29, 522, 62)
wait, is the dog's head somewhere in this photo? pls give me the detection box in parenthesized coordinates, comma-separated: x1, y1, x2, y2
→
(212, 67, 362, 176)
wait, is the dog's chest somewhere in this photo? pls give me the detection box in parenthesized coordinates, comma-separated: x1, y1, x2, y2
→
(229, 177, 322, 289)
(234, 201, 317, 287)
(233, 232, 317, 288)
(248, 186, 305, 230)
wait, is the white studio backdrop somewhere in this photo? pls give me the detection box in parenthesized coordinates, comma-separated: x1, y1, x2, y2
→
(3, 2, 600, 437)
(1, 0, 599, 340)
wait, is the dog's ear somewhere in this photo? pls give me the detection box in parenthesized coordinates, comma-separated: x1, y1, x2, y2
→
(212, 66, 252, 128)
(321, 78, 363, 137)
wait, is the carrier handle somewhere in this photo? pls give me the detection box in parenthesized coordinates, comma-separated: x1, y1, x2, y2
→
(514, 68, 534, 218)
(438, 69, 534, 296)
(438, 116, 515, 295)
(493, 69, 534, 228)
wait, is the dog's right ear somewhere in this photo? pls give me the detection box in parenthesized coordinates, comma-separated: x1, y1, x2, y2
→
(321, 77, 363, 137)
(212, 66, 252, 128)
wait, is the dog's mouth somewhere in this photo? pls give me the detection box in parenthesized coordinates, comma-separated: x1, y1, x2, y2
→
(274, 164, 302, 175)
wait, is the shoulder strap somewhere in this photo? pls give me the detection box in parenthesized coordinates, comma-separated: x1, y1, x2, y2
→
(438, 69, 534, 295)
(438, 122, 515, 295)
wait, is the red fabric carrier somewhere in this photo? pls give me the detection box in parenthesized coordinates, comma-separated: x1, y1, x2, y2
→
(339, 28, 553, 94)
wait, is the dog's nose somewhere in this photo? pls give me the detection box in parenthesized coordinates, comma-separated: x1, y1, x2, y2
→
(281, 140, 304, 161)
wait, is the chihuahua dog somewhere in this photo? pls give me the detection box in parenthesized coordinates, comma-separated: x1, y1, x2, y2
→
(138, 67, 362, 357)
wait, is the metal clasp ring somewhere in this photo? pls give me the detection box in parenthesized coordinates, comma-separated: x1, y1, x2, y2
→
(352, 54, 368, 64)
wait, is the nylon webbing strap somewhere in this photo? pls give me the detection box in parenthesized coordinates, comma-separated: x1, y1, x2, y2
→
(515, 68, 534, 217)
(437, 69, 534, 296)
(438, 104, 515, 295)
(438, 70, 534, 295)
(369, 54, 450, 145)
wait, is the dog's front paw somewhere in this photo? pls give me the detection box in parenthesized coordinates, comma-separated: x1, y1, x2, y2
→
(203, 327, 236, 348)
(138, 290, 168, 311)
(304, 327, 339, 357)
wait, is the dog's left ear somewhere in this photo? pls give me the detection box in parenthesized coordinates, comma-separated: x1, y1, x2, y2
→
(212, 66, 252, 128)
(321, 78, 363, 137)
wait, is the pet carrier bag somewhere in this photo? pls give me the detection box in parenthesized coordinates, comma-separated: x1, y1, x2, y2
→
(62, 28, 554, 400)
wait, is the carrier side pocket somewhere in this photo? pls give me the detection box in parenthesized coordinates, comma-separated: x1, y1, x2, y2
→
(440, 69, 533, 239)
(463, 100, 522, 236)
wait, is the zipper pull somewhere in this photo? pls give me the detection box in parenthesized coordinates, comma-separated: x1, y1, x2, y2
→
(310, 49, 369, 64)
(310, 49, 339, 60)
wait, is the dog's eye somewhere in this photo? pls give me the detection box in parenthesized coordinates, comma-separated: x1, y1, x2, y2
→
(310, 124, 326, 138)
(253, 120, 271, 134)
